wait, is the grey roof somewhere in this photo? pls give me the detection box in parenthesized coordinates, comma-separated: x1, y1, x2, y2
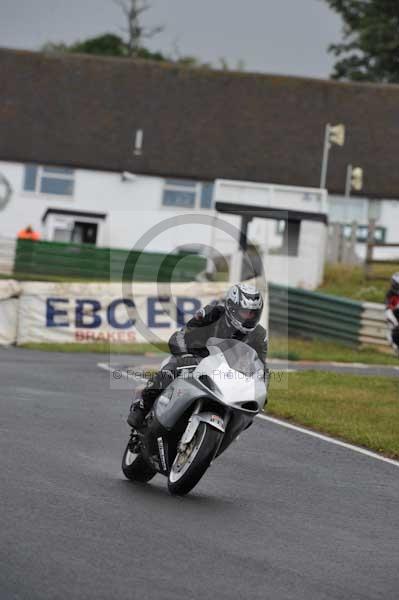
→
(1, 47, 399, 199)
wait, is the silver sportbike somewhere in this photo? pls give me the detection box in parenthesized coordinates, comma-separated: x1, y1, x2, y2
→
(122, 337, 267, 495)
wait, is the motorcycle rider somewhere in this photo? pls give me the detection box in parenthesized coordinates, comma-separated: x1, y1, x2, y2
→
(127, 283, 268, 429)
(385, 272, 399, 355)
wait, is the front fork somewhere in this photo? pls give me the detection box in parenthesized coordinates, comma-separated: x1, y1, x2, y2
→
(178, 399, 203, 451)
(178, 400, 227, 451)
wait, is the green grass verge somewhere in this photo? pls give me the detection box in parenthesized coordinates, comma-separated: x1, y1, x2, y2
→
(268, 371, 399, 459)
(21, 336, 398, 364)
(318, 263, 399, 303)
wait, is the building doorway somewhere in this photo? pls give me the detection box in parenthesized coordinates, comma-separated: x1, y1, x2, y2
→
(71, 221, 98, 244)
(42, 209, 106, 246)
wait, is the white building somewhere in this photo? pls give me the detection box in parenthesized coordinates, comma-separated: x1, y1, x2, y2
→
(0, 160, 331, 288)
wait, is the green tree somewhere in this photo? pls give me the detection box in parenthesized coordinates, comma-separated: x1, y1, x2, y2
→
(70, 34, 127, 57)
(325, 0, 399, 82)
(42, 33, 167, 61)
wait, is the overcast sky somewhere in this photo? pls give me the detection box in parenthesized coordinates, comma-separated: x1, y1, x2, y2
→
(1, 0, 343, 79)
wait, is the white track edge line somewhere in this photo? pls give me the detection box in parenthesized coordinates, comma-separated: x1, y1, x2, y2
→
(257, 413, 399, 468)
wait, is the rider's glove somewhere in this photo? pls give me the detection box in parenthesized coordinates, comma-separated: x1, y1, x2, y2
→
(176, 354, 199, 369)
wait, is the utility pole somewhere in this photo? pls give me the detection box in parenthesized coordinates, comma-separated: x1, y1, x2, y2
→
(345, 164, 352, 199)
(365, 218, 376, 280)
(365, 198, 379, 280)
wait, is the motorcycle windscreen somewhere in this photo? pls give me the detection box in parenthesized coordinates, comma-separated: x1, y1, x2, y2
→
(206, 337, 264, 377)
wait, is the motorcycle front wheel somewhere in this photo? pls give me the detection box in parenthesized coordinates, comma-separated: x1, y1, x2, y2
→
(168, 422, 222, 496)
(121, 443, 156, 483)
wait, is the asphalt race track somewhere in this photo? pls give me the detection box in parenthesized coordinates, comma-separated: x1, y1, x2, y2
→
(1, 348, 399, 600)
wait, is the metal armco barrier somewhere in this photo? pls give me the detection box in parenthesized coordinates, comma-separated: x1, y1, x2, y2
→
(269, 284, 388, 347)
(360, 303, 389, 346)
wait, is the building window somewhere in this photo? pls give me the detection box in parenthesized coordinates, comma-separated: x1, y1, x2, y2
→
(200, 182, 214, 209)
(342, 224, 386, 243)
(23, 165, 75, 197)
(162, 179, 214, 210)
(163, 179, 197, 208)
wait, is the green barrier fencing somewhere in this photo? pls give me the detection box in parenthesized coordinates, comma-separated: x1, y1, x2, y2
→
(13, 240, 207, 282)
(269, 284, 364, 344)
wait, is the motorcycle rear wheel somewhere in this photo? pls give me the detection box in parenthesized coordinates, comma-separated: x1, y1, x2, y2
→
(168, 422, 222, 496)
(121, 443, 156, 482)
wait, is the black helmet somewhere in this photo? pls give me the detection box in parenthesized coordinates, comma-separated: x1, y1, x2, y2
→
(225, 283, 264, 334)
(391, 272, 399, 293)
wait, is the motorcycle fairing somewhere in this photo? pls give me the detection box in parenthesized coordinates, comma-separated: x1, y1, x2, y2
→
(155, 376, 219, 431)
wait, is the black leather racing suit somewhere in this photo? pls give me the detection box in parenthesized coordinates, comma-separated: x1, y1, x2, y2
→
(140, 303, 268, 411)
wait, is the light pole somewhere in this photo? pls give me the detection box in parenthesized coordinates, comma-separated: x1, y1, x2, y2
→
(345, 164, 353, 199)
(320, 123, 346, 189)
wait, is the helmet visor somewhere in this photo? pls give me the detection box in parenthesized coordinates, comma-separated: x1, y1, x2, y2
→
(235, 308, 261, 329)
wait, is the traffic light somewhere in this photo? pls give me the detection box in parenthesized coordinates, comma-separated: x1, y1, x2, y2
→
(329, 124, 346, 147)
(351, 167, 363, 191)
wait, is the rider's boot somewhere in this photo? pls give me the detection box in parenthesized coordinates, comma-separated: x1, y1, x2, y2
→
(127, 369, 172, 429)
(127, 399, 147, 429)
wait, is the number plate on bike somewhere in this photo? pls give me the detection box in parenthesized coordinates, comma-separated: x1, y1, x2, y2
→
(210, 415, 224, 428)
